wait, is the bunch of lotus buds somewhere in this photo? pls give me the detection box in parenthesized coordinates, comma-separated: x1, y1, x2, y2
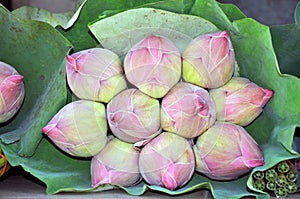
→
(43, 31, 274, 190)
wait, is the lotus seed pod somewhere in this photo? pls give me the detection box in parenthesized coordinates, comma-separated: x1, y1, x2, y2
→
(265, 169, 278, 181)
(253, 179, 265, 191)
(277, 161, 290, 173)
(139, 132, 195, 190)
(66, 48, 127, 103)
(193, 122, 264, 180)
(275, 187, 287, 197)
(124, 35, 181, 98)
(275, 174, 287, 187)
(285, 181, 297, 193)
(42, 100, 107, 157)
(107, 89, 161, 146)
(161, 82, 216, 139)
(286, 170, 297, 182)
(91, 138, 141, 188)
(182, 31, 235, 88)
(0, 61, 25, 123)
(266, 181, 276, 191)
(209, 77, 274, 126)
(253, 171, 264, 180)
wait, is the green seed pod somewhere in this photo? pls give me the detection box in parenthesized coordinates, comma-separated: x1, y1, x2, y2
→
(253, 171, 264, 180)
(265, 169, 278, 181)
(275, 174, 287, 187)
(286, 169, 297, 182)
(285, 181, 297, 193)
(266, 181, 276, 191)
(253, 179, 265, 191)
(275, 187, 287, 198)
(277, 161, 290, 173)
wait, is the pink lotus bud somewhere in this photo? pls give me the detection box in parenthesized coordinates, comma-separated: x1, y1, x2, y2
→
(107, 89, 161, 146)
(91, 138, 141, 188)
(42, 100, 107, 157)
(161, 82, 216, 138)
(124, 35, 181, 98)
(139, 132, 195, 190)
(193, 122, 264, 180)
(0, 61, 25, 123)
(66, 48, 127, 103)
(182, 31, 235, 88)
(209, 77, 274, 126)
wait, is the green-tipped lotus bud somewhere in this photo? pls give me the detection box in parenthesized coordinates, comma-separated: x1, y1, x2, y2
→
(107, 89, 161, 146)
(182, 31, 235, 88)
(253, 179, 265, 191)
(161, 82, 216, 138)
(124, 35, 181, 98)
(266, 181, 276, 191)
(193, 122, 264, 180)
(0, 61, 25, 123)
(275, 187, 287, 198)
(66, 48, 127, 103)
(91, 138, 141, 188)
(265, 169, 278, 181)
(209, 77, 274, 126)
(277, 161, 290, 173)
(253, 171, 264, 180)
(42, 100, 107, 157)
(285, 181, 297, 193)
(139, 132, 195, 190)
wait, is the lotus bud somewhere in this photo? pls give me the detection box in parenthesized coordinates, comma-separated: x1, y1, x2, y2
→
(139, 132, 195, 190)
(66, 48, 127, 103)
(161, 82, 216, 139)
(193, 122, 264, 180)
(124, 35, 181, 98)
(91, 138, 141, 188)
(0, 61, 25, 123)
(209, 77, 274, 126)
(182, 31, 235, 88)
(107, 89, 161, 146)
(42, 100, 107, 157)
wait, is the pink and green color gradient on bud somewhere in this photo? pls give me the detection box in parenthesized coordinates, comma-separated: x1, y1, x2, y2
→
(193, 122, 264, 180)
(182, 31, 235, 89)
(161, 82, 216, 139)
(139, 132, 195, 190)
(209, 77, 274, 126)
(124, 35, 181, 98)
(107, 88, 161, 146)
(42, 100, 107, 157)
(66, 48, 127, 103)
(91, 138, 141, 188)
(0, 61, 25, 123)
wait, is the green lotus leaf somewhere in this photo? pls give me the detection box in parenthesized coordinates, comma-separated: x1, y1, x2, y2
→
(12, 0, 87, 29)
(0, 5, 71, 156)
